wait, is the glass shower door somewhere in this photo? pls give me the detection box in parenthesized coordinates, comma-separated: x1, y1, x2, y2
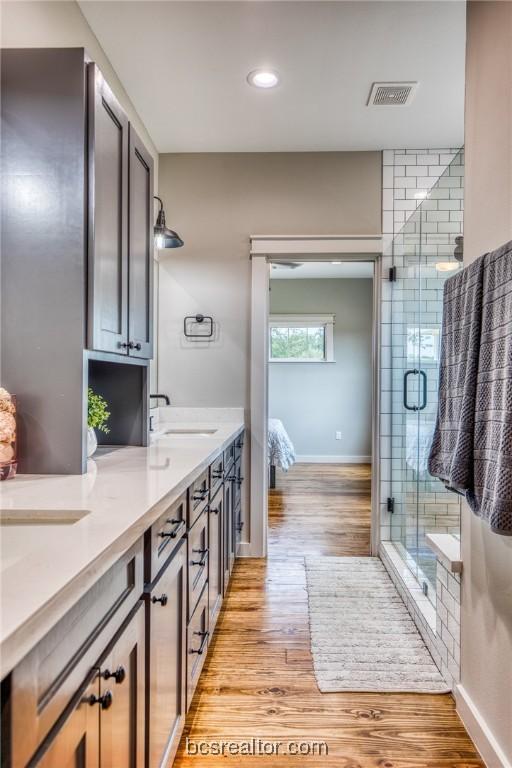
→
(389, 150, 463, 604)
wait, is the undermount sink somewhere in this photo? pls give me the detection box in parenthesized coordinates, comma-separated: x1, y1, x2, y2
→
(164, 428, 217, 437)
(0, 509, 91, 526)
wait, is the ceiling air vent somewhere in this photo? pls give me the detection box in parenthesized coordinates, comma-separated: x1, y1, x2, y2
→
(367, 82, 418, 106)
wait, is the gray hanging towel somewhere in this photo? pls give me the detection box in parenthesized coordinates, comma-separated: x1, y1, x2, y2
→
(468, 240, 512, 534)
(428, 255, 485, 497)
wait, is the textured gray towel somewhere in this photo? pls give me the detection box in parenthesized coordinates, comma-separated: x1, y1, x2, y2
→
(429, 240, 512, 535)
(469, 241, 512, 534)
(428, 255, 485, 497)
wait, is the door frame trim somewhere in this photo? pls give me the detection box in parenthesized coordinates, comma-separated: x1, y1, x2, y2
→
(248, 235, 383, 558)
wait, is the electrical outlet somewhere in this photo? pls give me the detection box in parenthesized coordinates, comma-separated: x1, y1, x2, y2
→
(335, 431, 342, 440)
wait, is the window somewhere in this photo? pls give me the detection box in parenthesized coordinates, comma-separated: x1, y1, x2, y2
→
(269, 315, 335, 362)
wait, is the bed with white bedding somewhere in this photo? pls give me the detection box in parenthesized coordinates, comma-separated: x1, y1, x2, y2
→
(268, 418, 296, 488)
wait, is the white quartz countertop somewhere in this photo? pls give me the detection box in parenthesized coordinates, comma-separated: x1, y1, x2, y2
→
(0, 412, 244, 678)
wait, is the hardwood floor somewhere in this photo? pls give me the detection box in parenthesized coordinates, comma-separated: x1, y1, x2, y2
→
(174, 463, 483, 767)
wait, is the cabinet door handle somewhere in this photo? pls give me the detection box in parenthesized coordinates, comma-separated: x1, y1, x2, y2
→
(236, 477, 244, 485)
(152, 593, 168, 606)
(193, 488, 209, 501)
(225, 475, 236, 482)
(128, 341, 142, 351)
(118, 341, 128, 350)
(210, 506, 219, 515)
(191, 631, 209, 655)
(159, 519, 185, 539)
(191, 548, 208, 567)
(87, 691, 113, 710)
(212, 469, 224, 479)
(102, 666, 125, 685)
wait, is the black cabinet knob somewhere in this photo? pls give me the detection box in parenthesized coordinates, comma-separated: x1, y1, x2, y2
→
(128, 341, 142, 351)
(118, 341, 128, 349)
(102, 666, 126, 684)
(152, 594, 168, 606)
(88, 691, 113, 710)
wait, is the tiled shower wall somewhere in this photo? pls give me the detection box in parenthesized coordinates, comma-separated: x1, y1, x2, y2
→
(380, 148, 464, 549)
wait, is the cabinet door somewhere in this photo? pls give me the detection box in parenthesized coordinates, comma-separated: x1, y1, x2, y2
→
(223, 479, 234, 594)
(87, 63, 129, 355)
(128, 126, 153, 359)
(148, 539, 187, 768)
(36, 672, 99, 768)
(208, 487, 223, 630)
(98, 603, 145, 768)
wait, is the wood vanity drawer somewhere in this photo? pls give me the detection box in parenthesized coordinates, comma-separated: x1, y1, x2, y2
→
(188, 507, 208, 620)
(9, 539, 144, 768)
(209, 453, 224, 497)
(147, 491, 187, 583)
(223, 440, 236, 473)
(188, 468, 209, 529)
(186, 584, 209, 711)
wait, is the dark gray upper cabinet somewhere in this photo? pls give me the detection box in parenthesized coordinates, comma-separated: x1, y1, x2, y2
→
(0, 49, 153, 473)
(88, 63, 130, 356)
(87, 63, 153, 359)
(128, 126, 154, 359)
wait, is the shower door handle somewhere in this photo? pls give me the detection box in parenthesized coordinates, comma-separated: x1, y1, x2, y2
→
(418, 370, 427, 410)
(403, 369, 427, 411)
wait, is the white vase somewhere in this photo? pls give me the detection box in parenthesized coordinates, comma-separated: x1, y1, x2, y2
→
(87, 427, 98, 458)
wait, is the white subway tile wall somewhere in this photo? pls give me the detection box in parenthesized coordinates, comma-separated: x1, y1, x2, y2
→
(380, 541, 460, 691)
(379, 149, 464, 688)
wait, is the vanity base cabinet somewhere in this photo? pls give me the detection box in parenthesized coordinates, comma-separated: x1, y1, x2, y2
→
(186, 585, 209, 712)
(208, 486, 223, 631)
(34, 671, 100, 768)
(146, 539, 187, 768)
(98, 603, 146, 768)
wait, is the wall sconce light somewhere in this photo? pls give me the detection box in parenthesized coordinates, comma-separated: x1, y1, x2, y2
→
(154, 196, 184, 249)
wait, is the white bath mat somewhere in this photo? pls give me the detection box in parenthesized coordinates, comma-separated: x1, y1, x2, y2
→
(305, 556, 450, 693)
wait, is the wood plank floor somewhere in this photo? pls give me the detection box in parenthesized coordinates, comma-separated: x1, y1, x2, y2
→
(174, 463, 483, 767)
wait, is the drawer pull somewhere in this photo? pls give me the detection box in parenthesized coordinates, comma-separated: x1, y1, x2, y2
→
(152, 593, 168, 607)
(102, 666, 126, 685)
(212, 468, 224, 479)
(191, 548, 208, 567)
(191, 630, 209, 655)
(193, 488, 209, 502)
(210, 506, 219, 515)
(87, 691, 113, 710)
(159, 519, 185, 539)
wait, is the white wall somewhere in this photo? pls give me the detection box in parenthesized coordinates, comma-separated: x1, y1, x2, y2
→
(269, 278, 373, 461)
(157, 152, 382, 410)
(458, 3, 512, 766)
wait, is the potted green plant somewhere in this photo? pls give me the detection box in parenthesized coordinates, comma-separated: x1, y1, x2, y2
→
(87, 388, 110, 458)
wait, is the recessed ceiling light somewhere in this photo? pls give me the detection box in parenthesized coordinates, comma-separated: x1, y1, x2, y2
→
(247, 69, 279, 89)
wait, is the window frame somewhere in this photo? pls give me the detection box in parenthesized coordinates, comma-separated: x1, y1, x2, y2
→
(268, 314, 335, 363)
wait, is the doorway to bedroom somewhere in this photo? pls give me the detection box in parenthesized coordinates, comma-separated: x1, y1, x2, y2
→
(267, 260, 374, 556)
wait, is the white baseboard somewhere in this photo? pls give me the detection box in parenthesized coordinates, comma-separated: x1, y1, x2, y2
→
(295, 455, 372, 464)
(236, 541, 252, 558)
(456, 684, 511, 768)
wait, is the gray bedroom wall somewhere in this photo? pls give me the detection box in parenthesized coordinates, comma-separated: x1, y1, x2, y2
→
(157, 152, 382, 409)
(269, 278, 373, 461)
